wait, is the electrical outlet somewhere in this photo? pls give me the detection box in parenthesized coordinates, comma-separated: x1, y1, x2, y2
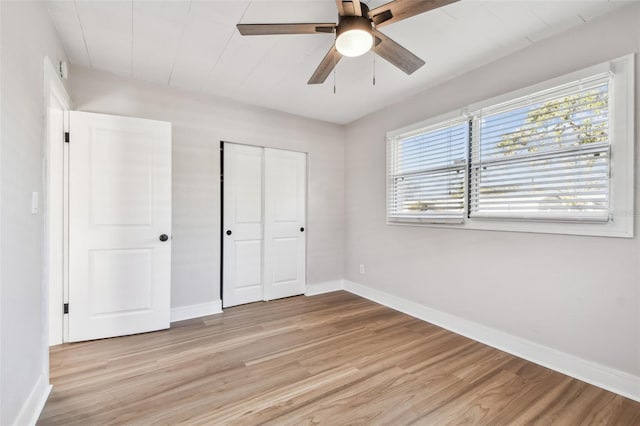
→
(359, 264, 365, 274)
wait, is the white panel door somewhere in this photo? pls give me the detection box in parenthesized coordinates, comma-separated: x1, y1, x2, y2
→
(223, 144, 264, 308)
(68, 111, 171, 342)
(264, 148, 306, 301)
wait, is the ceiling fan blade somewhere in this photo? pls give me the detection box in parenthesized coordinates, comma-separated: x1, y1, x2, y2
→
(308, 45, 342, 85)
(373, 30, 425, 75)
(352, 0, 363, 16)
(369, 0, 459, 28)
(336, 0, 362, 16)
(371, 10, 393, 26)
(237, 23, 335, 36)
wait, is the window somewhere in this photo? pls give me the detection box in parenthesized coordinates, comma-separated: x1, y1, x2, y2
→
(386, 55, 634, 237)
(387, 119, 468, 223)
(470, 74, 611, 222)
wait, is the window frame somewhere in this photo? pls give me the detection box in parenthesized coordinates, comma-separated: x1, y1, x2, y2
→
(385, 54, 634, 238)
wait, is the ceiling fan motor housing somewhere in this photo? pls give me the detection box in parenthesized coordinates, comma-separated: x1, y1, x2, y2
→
(337, 15, 373, 37)
(337, 1, 371, 32)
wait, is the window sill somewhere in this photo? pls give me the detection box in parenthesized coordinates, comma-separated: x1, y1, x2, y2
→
(386, 216, 633, 238)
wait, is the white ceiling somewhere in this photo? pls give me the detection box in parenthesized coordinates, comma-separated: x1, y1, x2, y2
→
(47, 0, 630, 124)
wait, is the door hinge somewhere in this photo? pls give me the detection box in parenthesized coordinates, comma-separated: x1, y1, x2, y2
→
(63, 303, 69, 314)
(64, 132, 70, 143)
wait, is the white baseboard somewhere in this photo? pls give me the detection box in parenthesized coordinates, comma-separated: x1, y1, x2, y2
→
(343, 279, 640, 402)
(305, 280, 345, 296)
(13, 373, 52, 426)
(171, 301, 222, 323)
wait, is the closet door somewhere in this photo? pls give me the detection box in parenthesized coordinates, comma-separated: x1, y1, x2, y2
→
(264, 149, 306, 301)
(222, 144, 264, 308)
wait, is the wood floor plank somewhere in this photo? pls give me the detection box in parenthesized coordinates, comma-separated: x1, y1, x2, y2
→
(38, 291, 640, 425)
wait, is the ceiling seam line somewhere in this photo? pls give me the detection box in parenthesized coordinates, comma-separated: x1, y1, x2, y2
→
(200, 0, 254, 92)
(73, 0, 93, 68)
(238, 41, 279, 90)
(167, 0, 193, 86)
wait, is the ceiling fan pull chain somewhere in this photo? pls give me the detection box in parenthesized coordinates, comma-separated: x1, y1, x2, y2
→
(333, 55, 337, 94)
(373, 42, 376, 86)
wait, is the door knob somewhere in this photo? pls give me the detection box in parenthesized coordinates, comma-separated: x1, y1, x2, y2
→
(300, 227, 305, 232)
(226, 230, 232, 236)
(159, 234, 169, 242)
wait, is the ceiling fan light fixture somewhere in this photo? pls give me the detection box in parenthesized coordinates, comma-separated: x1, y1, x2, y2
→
(335, 17, 373, 57)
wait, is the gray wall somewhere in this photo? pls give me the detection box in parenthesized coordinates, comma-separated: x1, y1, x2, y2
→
(345, 4, 640, 376)
(68, 67, 346, 309)
(0, 1, 68, 424)
(2, 2, 639, 422)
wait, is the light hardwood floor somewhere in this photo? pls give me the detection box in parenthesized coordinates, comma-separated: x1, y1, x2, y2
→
(39, 291, 640, 425)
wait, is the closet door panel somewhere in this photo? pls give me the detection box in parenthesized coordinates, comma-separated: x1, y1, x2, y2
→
(222, 144, 264, 308)
(264, 148, 307, 301)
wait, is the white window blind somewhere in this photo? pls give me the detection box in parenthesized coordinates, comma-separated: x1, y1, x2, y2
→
(470, 73, 611, 222)
(387, 120, 468, 222)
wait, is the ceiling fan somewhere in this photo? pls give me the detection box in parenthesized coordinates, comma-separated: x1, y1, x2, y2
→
(237, 0, 459, 85)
